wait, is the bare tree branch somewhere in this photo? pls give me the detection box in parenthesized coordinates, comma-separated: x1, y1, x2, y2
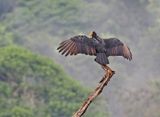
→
(72, 70, 115, 117)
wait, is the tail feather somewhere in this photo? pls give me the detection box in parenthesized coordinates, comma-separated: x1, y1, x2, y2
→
(95, 53, 109, 65)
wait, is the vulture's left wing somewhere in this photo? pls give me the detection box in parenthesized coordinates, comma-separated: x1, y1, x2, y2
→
(104, 38, 132, 60)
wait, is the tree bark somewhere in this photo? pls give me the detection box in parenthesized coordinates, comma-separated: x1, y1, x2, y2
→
(72, 70, 115, 117)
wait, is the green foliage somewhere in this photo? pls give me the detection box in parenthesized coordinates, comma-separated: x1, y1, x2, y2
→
(3, 0, 84, 36)
(0, 46, 107, 117)
(11, 107, 33, 117)
(0, 24, 14, 47)
(0, 106, 33, 117)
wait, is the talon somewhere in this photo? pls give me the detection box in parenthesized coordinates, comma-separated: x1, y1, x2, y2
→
(112, 70, 115, 74)
(108, 69, 113, 77)
(101, 65, 115, 76)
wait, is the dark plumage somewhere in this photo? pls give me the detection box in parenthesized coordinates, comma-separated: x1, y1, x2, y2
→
(57, 31, 132, 73)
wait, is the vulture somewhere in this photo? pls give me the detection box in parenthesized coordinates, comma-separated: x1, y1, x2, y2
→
(57, 31, 132, 75)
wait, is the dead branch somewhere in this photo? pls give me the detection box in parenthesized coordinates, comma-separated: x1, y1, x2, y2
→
(72, 70, 115, 117)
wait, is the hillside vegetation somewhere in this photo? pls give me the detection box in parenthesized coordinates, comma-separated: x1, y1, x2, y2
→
(0, 46, 108, 117)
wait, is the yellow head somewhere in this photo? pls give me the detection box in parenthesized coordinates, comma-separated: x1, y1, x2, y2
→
(88, 31, 97, 38)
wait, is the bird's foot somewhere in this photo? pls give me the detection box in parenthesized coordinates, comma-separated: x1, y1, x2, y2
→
(102, 65, 115, 76)
(107, 69, 115, 77)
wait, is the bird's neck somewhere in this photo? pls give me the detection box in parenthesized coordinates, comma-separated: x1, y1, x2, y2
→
(94, 36, 102, 42)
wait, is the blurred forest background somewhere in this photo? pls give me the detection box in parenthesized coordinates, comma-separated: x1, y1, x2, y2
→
(0, 0, 159, 117)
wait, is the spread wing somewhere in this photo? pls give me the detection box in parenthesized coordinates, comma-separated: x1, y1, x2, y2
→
(104, 38, 132, 60)
(57, 35, 96, 56)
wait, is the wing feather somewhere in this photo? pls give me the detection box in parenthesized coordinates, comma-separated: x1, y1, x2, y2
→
(70, 43, 76, 55)
(104, 38, 132, 60)
(65, 41, 75, 56)
(57, 35, 96, 56)
(61, 41, 73, 55)
(58, 40, 71, 52)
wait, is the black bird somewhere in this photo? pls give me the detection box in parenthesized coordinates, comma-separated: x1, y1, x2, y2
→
(57, 31, 132, 75)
